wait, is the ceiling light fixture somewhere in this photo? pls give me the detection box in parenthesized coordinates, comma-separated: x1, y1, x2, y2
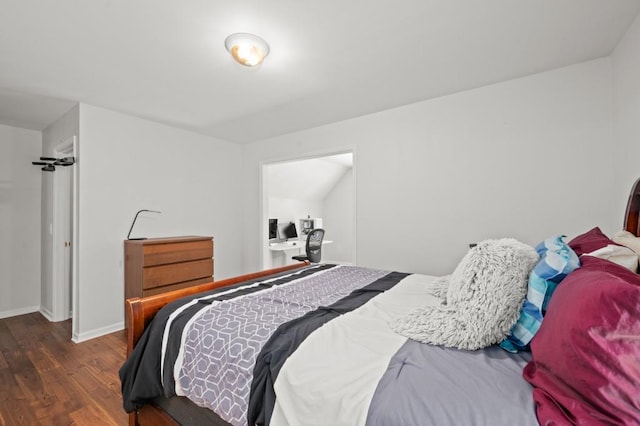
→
(225, 33, 270, 67)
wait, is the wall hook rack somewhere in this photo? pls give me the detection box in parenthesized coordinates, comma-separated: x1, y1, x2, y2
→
(32, 156, 75, 172)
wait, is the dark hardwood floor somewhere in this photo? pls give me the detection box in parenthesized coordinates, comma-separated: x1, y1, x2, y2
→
(0, 312, 128, 425)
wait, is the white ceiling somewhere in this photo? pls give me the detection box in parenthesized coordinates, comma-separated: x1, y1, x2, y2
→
(1, 1, 639, 142)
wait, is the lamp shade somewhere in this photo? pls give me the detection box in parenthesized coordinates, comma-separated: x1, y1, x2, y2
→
(225, 33, 270, 66)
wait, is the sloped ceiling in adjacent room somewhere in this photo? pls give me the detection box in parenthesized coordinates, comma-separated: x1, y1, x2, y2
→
(267, 154, 353, 201)
(1, 1, 639, 142)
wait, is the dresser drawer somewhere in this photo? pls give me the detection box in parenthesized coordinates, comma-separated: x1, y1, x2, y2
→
(142, 239, 213, 267)
(142, 258, 213, 289)
(142, 277, 213, 297)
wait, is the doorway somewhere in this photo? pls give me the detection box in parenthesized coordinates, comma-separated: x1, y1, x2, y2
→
(49, 136, 78, 335)
(261, 149, 356, 269)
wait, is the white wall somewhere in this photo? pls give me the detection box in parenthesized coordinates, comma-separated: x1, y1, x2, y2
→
(74, 104, 243, 340)
(612, 13, 640, 222)
(242, 58, 615, 276)
(0, 124, 42, 318)
(322, 169, 354, 264)
(5, 41, 629, 338)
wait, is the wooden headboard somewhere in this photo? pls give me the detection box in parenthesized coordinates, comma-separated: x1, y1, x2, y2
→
(624, 177, 640, 237)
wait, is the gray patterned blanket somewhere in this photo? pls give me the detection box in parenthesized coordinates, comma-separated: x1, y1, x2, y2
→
(173, 265, 388, 425)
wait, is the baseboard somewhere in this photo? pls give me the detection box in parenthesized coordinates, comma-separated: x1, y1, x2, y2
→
(39, 306, 74, 323)
(0, 305, 40, 320)
(72, 320, 124, 343)
(39, 306, 54, 321)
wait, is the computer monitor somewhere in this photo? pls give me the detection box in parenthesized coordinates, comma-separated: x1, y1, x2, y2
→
(282, 222, 298, 240)
(269, 218, 278, 239)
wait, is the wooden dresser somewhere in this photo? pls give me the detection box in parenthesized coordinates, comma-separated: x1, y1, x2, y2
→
(124, 236, 214, 301)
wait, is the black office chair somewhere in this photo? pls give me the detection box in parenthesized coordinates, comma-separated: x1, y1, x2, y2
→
(292, 228, 325, 263)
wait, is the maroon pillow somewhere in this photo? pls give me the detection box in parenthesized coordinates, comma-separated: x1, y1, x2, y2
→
(523, 256, 640, 425)
(567, 227, 618, 256)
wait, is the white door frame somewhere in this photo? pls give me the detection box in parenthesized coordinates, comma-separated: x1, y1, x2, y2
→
(259, 146, 357, 269)
(51, 163, 71, 321)
(51, 137, 78, 331)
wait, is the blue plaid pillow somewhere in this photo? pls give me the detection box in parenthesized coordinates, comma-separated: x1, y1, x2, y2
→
(500, 236, 580, 353)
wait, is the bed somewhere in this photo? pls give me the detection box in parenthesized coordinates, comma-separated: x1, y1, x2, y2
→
(120, 177, 640, 426)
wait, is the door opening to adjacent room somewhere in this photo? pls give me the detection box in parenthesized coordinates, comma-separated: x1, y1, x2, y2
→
(261, 150, 356, 269)
(44, 136, 79, 339)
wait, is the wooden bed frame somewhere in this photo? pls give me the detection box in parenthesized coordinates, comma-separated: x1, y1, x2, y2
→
(124, 178, 640, 426)
(125, 261, 309, 426)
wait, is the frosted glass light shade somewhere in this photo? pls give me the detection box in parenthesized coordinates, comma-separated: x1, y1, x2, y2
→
(225, 33, 270, 66)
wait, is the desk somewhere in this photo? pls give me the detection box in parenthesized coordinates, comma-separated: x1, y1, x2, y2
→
(268, 240, 333, 251)
(268, 240, 333, 267)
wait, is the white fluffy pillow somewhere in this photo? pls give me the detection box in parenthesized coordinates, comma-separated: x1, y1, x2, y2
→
(613, 230, 640, 254)
(391, 238, 538, 350)
(609, 230, 640, 272)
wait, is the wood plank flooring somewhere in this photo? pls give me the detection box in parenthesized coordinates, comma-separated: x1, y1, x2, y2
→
(0, 312, 128, 425)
